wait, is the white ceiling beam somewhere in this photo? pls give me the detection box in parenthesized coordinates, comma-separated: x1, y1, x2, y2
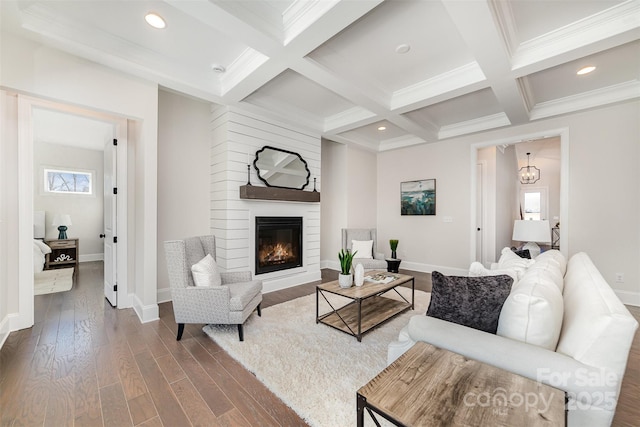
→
(443, 0, 529, 125)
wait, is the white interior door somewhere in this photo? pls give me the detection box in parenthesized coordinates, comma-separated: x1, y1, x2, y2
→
(103, 137, 117, 306)
(476, 163, 485, 264)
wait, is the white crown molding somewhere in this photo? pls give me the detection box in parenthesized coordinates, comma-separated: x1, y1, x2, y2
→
(391, 62, 487, 112)
(221, 48, 270, 95)
(323, 106, 377, 133)
(379, 135, 426, 152)
(529, 80, 640, 121)
(518, 77, 536, 112)
(283, 0, 340, 45)
(488, 0, 519, 57)
(438, 112, 511, 140)
(323, 133, 382, 153)
(512, 0, 640, 71)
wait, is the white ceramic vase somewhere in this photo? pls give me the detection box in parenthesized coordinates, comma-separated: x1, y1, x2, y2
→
(354, 264, 365, 286)
(338, 273, 353, 288)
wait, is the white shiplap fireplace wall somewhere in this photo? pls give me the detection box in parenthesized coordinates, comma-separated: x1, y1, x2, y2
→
(210, 106, 322, 293)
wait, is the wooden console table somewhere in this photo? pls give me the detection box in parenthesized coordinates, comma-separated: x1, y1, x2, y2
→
(357, 342, 565, 426)
(44, 238, 79, 270)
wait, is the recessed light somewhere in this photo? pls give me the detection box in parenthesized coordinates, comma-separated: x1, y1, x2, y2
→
(577, 66, 596, 75)
(212, 65, 226, 73)
(395, 44, 411, 54)
(145, 13, 166, 29)
(377, 126, 387, 131)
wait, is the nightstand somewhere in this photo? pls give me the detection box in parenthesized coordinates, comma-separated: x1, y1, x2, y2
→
(44, 238, 79, 270)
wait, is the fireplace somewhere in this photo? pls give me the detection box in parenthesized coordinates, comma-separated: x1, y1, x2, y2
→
(255, 216, 302, 275)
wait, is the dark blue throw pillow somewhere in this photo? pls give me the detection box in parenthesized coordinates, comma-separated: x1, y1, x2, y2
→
(426, 271, 512, 334)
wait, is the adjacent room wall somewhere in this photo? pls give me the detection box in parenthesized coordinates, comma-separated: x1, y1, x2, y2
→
(156, 89, 212, 302)
(34, 142, 105, 260)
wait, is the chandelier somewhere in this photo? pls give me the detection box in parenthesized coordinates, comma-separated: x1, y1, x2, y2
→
(519, 152, 540, 184)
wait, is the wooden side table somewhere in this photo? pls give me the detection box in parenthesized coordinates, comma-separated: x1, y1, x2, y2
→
(357, 342, 565, 426)
(44, 238, 79, 270)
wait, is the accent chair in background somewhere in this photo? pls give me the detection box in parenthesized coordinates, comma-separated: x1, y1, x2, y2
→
(341, 228, 387, 271)
(164, 235, 262, 341)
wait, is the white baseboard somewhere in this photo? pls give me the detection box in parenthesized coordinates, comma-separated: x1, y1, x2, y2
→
(616, 290, 640, 307)
(157, 287, 172, 304)
(132, 294, 159, 323)
(79, 253, 104, 262)
(319, 259, 468, 276)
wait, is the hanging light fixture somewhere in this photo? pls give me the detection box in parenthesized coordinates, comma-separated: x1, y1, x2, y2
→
(519, 152, 540, 184)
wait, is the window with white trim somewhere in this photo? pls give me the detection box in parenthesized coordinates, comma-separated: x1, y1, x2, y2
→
(44, 168, 93, 195)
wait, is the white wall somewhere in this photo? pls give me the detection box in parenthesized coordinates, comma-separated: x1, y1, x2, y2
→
(320, 139, 347, 266)
(495, 145, 518, 260)
(0, 91, 17, 345)
(372, 101, 639, 303)
(34, 142, 104, 260)
(1, 32, 160, 328)
(377, 138, 471, 275)
(156, 89, 212, 302)
(478, 146, 497, 263)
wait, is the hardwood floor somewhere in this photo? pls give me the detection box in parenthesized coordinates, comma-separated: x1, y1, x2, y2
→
(0, 263, 637, 426)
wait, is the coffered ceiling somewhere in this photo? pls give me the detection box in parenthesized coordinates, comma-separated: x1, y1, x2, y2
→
(2, 0, 639, 152)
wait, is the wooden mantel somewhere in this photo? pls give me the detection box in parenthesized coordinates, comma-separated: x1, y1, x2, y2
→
(239, 185, 320, 203)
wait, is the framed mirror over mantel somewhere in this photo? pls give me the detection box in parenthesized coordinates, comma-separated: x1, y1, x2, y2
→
(239, 145, 320, 203)
(254, 146, 310, 190)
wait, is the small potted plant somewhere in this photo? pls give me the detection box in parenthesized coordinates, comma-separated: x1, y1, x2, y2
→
(338, 248, 357, 288)
(390, 239, 399, 259)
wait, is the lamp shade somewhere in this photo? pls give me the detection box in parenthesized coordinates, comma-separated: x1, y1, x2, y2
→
(52, 214, 72, 227)
(512, 220, 550, 243)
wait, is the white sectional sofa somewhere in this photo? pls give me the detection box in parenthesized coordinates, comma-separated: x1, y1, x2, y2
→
(388, 251, 638, 426)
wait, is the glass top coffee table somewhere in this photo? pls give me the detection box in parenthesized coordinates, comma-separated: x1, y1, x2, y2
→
(315, 271, 414, 341)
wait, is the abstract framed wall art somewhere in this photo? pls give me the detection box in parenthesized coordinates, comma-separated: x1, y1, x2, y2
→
(401, 179, 436, 215)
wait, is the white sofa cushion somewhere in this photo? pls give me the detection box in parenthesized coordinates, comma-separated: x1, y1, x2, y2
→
(469, 261, 518, 286)
(497, 272, 564, 350)
(351, 240, 373, 259)
(525, 257, 565, 292)
(557, 253, 638, 376)
(494, 247, 535, 279)
(535, 249, 567, 276)
(191, 254, 222, 287)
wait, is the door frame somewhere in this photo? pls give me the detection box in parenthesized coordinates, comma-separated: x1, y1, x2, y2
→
(469, 128, 569, 265)
(15, 94, 129, 330)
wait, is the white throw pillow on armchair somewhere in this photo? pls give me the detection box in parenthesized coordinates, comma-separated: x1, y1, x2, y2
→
(351, 240, 373, 259)
(191, 254, 222, 287)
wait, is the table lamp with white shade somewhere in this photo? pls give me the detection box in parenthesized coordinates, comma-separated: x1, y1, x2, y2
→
(512, 219, 551, 258)
(52, 214, 72, 239)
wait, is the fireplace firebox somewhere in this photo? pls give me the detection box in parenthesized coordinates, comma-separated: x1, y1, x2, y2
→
(255, 217, 302, 275)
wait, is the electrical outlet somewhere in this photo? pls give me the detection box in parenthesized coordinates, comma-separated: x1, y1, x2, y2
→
(615, 273, 624, 283)
(443, 216, 453, 223)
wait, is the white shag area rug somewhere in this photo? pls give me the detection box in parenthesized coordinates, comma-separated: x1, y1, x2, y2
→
(203, 286, 431, 427)
(34, 268, 74, 295)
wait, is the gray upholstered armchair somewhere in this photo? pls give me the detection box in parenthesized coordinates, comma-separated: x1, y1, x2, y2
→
(341, 228, 387, 271)
(164, 235, 262, 341)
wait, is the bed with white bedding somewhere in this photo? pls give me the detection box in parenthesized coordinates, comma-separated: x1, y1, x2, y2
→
(33, 210, 51, 273)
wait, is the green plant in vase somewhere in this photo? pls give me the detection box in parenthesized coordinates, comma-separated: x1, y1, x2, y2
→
(338, 248, 357, 288)
(389, 239, 399, 259)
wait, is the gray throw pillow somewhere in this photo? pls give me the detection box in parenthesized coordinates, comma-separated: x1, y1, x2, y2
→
(427, 271, 512, 334)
